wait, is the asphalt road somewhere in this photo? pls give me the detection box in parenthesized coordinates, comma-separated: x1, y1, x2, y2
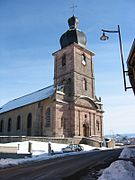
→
(0, 148, 122, 180)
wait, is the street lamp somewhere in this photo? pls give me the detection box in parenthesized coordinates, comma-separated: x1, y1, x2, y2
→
(100, 25, 131, 91)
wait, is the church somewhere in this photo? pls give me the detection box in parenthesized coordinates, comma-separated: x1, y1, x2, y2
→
(0, 16, 104, 139)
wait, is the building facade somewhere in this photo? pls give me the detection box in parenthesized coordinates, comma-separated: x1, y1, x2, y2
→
(0, 16, 103, 139)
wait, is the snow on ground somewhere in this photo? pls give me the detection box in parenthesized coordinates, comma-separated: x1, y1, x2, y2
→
(1, 141, 135, 180)
(119, 146, 135, 159)
(0, 141, 103, 168)
(98, 147, 135, 180)
(98, 160, 135, 180)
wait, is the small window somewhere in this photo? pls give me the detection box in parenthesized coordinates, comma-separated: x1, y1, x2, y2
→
(62, 54, 66, 66)
(0, 120, 4, 132)
(85, 114, 87, 118)
(83, 78, 87, 91)
(68, 78, 71, 82)
(8, 118, 12, 132)
(17, 115, 21, 130)
(45, 108, 51, 127)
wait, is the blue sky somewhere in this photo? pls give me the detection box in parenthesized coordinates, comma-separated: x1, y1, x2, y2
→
(0, 0, 135, 135)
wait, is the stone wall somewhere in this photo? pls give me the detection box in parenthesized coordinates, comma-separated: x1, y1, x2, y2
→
(0, 136, 102, 147)
(0, 98, 53, 137)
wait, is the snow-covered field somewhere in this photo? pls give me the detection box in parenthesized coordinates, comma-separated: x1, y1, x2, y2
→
(98, 147, 135, 180)
(0, 141, 103, 168)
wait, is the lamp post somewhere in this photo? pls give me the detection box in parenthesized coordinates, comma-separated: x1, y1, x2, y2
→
(100, 25, 131, 91)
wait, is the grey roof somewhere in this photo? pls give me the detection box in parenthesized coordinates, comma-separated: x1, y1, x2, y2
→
(0, 85, 54, 114)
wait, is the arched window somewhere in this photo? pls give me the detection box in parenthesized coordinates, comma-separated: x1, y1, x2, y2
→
(62, 54, 66, 66)
(45, 108, 51, 127)
(27, 113, 32, 129)
(0, 120, 4, 132)
(83, 78, 87, 91)
(7, 118, 12, 132)
(17, 115, 21, 130)
(96, 121, 100, 131)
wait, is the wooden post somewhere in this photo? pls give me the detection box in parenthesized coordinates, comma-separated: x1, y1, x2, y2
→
(28, 142, 32, 154)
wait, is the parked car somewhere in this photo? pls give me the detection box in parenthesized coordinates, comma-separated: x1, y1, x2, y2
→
(62, 144, 84, 153)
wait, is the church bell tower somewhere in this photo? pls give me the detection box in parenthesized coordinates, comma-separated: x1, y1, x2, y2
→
(52, 16, 103, 139)
(53, 16, 95, 100)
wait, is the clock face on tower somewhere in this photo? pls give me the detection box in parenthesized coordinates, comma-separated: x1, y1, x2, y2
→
(81, 54, 87, 66)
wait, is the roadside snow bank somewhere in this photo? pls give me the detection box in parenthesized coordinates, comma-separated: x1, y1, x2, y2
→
(98, 160, 135, 180)
(119, 147, 135, 158)
(98, 147, 135, 180)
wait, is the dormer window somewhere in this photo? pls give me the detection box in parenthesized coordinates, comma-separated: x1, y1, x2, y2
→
(62, 54, 66, 66)
(81, 54, 87, 66)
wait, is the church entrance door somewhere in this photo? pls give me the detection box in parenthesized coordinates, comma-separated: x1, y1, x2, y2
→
(83, 124, 89, 137)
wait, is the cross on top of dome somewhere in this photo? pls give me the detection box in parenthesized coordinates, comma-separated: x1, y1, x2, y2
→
(70, 1, 77, 16)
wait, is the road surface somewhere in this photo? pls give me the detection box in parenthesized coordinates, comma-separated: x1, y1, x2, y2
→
(0, 148, 122, 180)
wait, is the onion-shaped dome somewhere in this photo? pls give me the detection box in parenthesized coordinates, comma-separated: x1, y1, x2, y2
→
(60, 16, 87, 49)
